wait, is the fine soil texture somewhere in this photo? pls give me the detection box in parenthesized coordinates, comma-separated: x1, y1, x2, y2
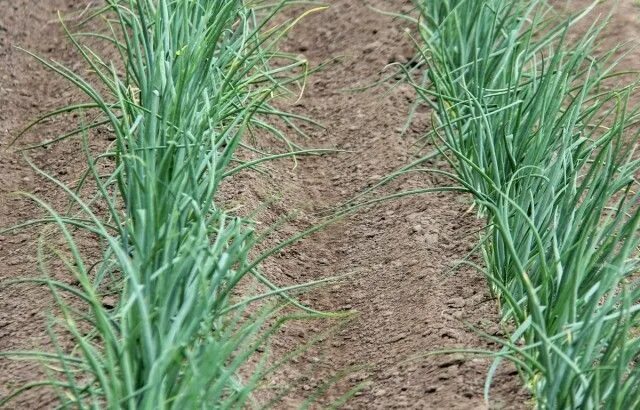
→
(0, 1, 110, 408)
(241, 1, 528, 409)
(2, 1, 640, 409)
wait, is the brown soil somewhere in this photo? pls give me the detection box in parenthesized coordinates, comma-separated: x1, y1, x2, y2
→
(2, 0, 639, 409)
(240, 1, 528, 409)
(0, 1, 111, 408)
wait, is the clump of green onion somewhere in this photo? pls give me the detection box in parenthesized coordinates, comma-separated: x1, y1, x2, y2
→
(411, 0, 640, 407)
(1, 0, 323, 408)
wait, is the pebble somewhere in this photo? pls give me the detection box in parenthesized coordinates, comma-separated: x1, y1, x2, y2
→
(374, 388, 387, 397)
(363, 41, 382, 54)
(425, 385, 438, 393)
(424, 233, 438, 245)
(439, 353, 466, 368)
(440, 329, 458, 340)
(101, 295, 117, 309)
(447, 297, 466, 308)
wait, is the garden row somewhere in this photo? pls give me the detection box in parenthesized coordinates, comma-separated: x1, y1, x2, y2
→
(411, 0, 640, 408)
(2, 1, 324, 408)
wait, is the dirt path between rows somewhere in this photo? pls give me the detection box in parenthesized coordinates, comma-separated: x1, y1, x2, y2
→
(245, 1, 528, 408)
(0, 1, 108, 408)
(256, 1, 640, 409)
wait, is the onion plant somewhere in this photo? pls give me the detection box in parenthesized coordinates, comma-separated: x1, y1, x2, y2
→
(411, 0, 640, 408)
(1, 0, 325, 408)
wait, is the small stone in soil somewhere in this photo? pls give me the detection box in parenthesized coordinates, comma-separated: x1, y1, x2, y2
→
(424, 233, 438, 245)
(101, 296, 117, 309)
(363, 41, 382, 54)
(447, 297, 466, 308)
(439, 353, 466, 368)
(440, 329, 458, 339)
(374, 388, 387, 397)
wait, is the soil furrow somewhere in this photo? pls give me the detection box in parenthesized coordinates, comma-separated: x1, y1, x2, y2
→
(0, 2, 105, 408)
(247, 1, 528, 408)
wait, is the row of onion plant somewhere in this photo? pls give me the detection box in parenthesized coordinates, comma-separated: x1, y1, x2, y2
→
(410, 0, 640, 408)
(1, 0, 326, 408)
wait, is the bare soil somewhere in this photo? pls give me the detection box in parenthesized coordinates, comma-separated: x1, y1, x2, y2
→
(2, 0, 639, 409)
(0, 1, 113, 409)
(239, 1, 528, 408)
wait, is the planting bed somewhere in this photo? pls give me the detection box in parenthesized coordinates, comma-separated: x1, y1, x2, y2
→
(1, 0, 640, 409)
